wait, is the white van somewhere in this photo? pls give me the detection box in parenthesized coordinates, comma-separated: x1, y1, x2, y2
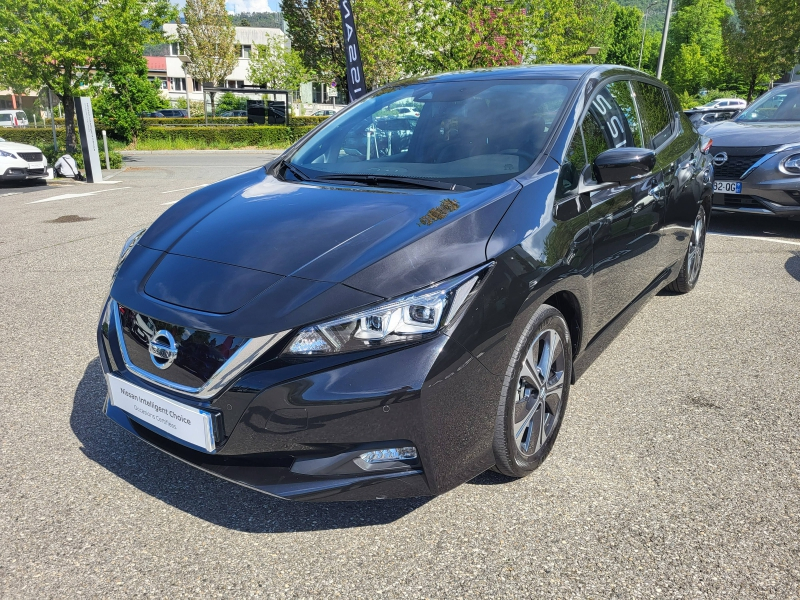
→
(0, 110, 30, 128)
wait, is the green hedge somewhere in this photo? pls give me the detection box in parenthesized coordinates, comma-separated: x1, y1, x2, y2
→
(288, 116, 330, 126)
(141, 117, 247, 125)
(139, 125, 315, 146)
(0, 129, 122, 169)
(141, 116, 329, 126)
(53, 115, 329, 128)
(0, 128, 69, 147)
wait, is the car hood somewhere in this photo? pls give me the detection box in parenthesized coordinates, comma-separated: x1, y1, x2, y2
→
(0, 141, 41, 153)
(115, 166, 520, 335)
(705, 120, 800, 148)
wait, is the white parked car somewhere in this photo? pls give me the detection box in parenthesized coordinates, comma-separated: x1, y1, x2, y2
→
(693, 98, 747, 111)
(394, 106, 420, 117)
(0, 110, 29, 128)
(0, 138, 48, 182)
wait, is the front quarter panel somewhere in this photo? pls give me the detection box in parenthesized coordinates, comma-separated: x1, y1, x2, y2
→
(458, 156, 592, 377)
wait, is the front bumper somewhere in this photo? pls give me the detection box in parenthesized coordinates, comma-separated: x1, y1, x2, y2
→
(0, 167, 28, 181)
(711, 151, 800, 218)
(0, 162, 48, 181)
(98, 299, 501, 502)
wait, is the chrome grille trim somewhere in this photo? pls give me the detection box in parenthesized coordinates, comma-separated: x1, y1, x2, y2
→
(111, 299, 289, 400)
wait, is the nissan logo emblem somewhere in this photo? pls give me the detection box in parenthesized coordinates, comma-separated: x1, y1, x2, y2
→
(148, 330, 178, 370)
(713, 152, 728, 166)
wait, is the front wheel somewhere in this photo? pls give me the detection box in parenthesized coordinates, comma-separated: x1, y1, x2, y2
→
(667, 205, 707, 294)
(492, 305, 572, 477)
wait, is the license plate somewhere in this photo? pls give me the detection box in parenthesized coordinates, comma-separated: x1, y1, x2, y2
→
(713, 180, 742, 194)
(107, 374, 215, 451)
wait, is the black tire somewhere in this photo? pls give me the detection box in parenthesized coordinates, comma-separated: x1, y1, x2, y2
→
(667, 205, 707, 294)
(492, 304, 572, 477)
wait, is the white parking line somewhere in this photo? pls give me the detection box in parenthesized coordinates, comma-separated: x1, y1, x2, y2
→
(94, 180, 122, 184)
(26, 186, 131, 204)
(161, 200, 180, 206)
(708, 232, 800, 247)
(161, 184, 207, 194)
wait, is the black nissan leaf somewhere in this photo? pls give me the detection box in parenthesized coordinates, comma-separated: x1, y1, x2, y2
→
(99, 65, 713, 501)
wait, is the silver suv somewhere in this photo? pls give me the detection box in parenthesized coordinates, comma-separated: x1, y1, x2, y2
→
(705, 83, 800, 219)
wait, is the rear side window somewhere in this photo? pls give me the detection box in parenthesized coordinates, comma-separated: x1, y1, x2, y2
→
(632, 81, 673, 149)
(0, 114, 11, 122)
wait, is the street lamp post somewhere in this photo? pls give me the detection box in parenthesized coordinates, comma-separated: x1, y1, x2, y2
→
(656, 0, 674, 80)
(638, 1, 658, 70)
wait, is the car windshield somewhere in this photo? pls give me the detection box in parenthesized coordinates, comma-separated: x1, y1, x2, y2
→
(736, 86, 800, 122)
(288, 79, 576, 189)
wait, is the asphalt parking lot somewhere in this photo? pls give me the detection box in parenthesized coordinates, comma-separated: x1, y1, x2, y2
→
(1, 151, 799, 598)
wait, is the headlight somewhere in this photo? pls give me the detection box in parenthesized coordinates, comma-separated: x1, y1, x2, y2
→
(0, 150, 18, 159)
(283, 264, 491, 356)
(112, 228, 147, 281)
(782, 154, 800, 174)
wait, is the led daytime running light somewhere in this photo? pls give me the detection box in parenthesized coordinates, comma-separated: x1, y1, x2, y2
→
(284, 265, 489, 356)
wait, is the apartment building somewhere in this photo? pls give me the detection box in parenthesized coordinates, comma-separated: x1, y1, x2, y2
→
(145, 24, 288, 104)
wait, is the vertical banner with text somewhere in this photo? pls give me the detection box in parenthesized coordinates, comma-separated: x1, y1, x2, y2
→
(339, 0, 366, 103)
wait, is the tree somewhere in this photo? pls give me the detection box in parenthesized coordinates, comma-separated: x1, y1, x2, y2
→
(248, 35, 310, 90)
(526, 0, 617, 64)
(216, 92, 246, 113)
(282, 0, 413, 97)
(355, 0, 412, 86)
(606, 4, 644, 68)
(0, 0, 174, 153)
(662, 0, 732, 94)
(178, 0, 239, 116)
(405, 0, 527, 75)
(0, 54, 37, 112)
(93, 59, 168, 144)
(724, 0, 800, 101)
(281, 0, 350, 97)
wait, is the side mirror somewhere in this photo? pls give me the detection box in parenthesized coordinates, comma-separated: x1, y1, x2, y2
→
(593, 147, 656, 184)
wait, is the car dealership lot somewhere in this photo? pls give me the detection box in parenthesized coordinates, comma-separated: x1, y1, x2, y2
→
(1, 152, 799, 598)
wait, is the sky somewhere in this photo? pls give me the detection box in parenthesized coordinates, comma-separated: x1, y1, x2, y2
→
(172, 0, 279, 12)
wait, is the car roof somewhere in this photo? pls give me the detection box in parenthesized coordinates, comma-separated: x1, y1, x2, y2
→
(411, 64, 658, 83)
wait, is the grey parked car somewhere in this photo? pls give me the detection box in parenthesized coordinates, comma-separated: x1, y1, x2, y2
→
(704, 82, 800, 218)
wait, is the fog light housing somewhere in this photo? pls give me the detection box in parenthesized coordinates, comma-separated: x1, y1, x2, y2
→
(360, 447, 418, 463)
(353, 446, 418, 471)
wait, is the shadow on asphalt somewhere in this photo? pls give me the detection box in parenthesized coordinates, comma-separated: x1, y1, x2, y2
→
(71, 358, 428, 531)
(710, 212, 800, 240)
(786, 252, 800, 282)
(467, 470, 516, 485)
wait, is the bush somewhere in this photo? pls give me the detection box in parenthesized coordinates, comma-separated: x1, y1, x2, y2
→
(0, 128, 68, 147)
(141, 116, 329, 126)
(289, 116, 330, 127)
(0, 130, 122, 169)
(139, 125, 315, 147)
(142, 117, 248, 126)
(73, 150, 123, 170)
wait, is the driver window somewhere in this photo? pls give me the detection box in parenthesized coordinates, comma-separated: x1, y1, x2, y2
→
(557, 131, 588, 199)
(557, 109, 614, 198)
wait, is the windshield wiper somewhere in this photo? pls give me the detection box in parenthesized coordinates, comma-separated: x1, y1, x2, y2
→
(315, 173, 471, 191)
(276, 158, 310, 182)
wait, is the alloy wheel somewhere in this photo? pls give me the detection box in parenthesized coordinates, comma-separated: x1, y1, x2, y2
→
(514, 328, 565, 456)
(687, 207, 706, 284)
